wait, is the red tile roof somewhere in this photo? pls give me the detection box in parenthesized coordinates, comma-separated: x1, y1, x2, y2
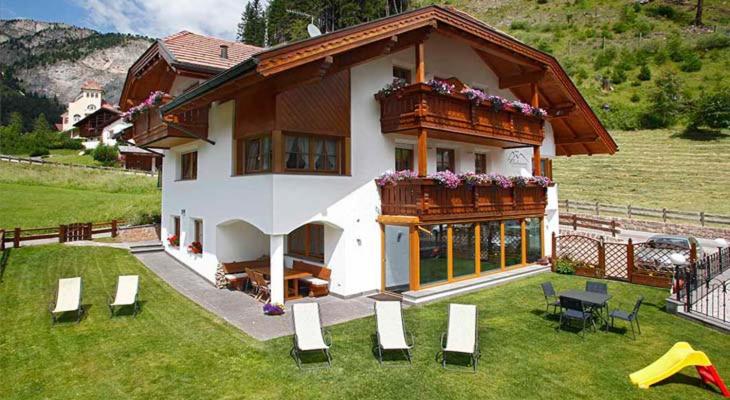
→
(161, 31, 262, 71)
(81, 80, 103, 91)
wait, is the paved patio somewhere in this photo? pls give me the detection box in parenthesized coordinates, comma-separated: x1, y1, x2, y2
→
(133, 251, 375, 341)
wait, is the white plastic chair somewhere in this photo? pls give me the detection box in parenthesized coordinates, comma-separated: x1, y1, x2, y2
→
(374, 301, 413, 365)
(291, 303, 331, 368)
(438, 303, 480, 372)
(49, 277, 83, 324)
(108, 275, 140, 317)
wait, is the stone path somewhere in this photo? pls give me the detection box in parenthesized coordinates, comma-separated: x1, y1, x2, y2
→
(133, 251, 375, 341)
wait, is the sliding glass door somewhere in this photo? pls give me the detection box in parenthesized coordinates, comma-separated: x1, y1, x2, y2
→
(452, 223, 477, 279)
(384, 225, 410, 293)
(479, 221, 501, 272)
(419, 224, 448, 286)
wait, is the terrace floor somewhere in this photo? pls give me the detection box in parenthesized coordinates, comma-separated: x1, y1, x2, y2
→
(133, 251, 375, 340)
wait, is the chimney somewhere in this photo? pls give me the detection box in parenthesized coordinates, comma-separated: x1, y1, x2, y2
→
(219, 44, 229, 59)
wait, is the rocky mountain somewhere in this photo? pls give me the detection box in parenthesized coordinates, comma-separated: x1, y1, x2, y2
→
(0, 19, 152, 105)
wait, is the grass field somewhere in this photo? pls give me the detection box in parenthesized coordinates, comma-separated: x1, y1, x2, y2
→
(0, 162, 160, 229)
(41, 149, 104, 166)
(554, 129, 730, 215)
(2, 245, 728, 400)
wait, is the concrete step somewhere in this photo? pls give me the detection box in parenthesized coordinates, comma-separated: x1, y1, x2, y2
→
(129, 242, 164, 254)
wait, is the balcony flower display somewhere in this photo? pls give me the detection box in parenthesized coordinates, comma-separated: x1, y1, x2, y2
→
(263, 302, 285, 316)
(426, 78, 455, 95)
(532, 175, 553, 187)
(376, 78, 408, 97)
(487, 95, 508, 112)
(121, 90, 167, 122)
(428, 170, 461, 189)
(167, 234, 179, 247)
(188, 241, 203, 254)
(375, 169, 418, 187)
(461, 87, 488, 105)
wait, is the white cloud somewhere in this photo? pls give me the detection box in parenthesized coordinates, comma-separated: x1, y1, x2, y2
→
(76, 0, 244, 40)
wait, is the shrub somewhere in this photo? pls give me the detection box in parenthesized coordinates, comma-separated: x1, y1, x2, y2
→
(510, 20, 529, 31)
(610, 68, 627, 84)
(594, 47, 617, 69)
(680, 52, 702, 72)
(696, 33, 730, 51)
(641, 73, 686, 129)
(689, 89, 730, 130)
(92, 144, 119, 166)
(637, 64, 651, 81)
(29, 147, 50, 157)
(555, 257, 575, 275)
(630, 94, 641, 103)
(645, 5, 683, 22)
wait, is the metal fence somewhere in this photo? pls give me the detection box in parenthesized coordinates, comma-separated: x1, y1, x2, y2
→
(561, 199, 730, 227)
(676, 247, 730, 324)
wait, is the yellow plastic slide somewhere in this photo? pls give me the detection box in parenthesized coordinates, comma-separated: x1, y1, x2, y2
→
(630, 342, 712, 389)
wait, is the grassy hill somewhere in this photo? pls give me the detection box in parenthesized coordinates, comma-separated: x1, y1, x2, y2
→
(0, 162, 160, 229)
(554, 129, 730, 215)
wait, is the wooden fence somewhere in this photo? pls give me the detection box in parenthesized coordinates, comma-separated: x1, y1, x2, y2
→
(561, 199, 730, 227)
(559, 213, 620, 237)
(2, 220, 121, 248)
(0, 154, 156, 177)
(551, 232, 698, 289)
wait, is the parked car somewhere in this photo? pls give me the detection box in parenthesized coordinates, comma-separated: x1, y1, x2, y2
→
(635, 235, 705, 270)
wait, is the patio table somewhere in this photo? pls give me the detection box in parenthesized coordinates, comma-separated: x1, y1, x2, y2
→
(559, 290, 612, 327)
(251, 267, 313, 300)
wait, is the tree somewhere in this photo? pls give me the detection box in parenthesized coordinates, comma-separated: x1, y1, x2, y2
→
(695, 0, 704, 26)
(0, 112, 26, 154)
(689, 88, 730, 129)
(32, 113, 52, 135)
(637, 64, 651, 81)
(641, 73, 686, 129)
(237, 0, 266, 46)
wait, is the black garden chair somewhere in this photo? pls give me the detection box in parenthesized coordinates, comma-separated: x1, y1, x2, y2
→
(608, 296, 644, 340)
(558, 296, 595, 338)
(541, 282, 560, 316)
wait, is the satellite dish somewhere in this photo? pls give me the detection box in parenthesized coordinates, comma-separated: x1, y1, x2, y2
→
(307, 23, 322, 38)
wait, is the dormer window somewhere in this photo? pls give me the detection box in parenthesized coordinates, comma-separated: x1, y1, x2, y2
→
(220, 45, 228, 59)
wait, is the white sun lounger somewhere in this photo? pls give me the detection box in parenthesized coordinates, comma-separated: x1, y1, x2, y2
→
(108, 275, 140, 317)
(291, 303, 332, 368)
(49, 277, 83, 324)
(374, 300, 413, 365)
(439, 303, 480, 372)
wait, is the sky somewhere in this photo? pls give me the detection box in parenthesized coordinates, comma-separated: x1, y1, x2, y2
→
(0, 0, 245, 40)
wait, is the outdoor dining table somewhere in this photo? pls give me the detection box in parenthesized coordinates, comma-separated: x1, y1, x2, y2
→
(559, 290, 612, 327)
(251, 266, 313, 300)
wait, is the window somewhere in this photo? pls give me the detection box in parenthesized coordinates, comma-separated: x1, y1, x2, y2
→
(540, 158, 553, 180)
(172, 216, 180, 246)
(284, 134, 340, 173)
(193, 219, 203, 250)
(87, 104, 96, 111)
(245, 136, 271, 173)
(395, 147, 413, 171)
(393, 66, 411, 83)
(287, 223, 324, 261)
(73, 114, 81, 122)
(436, 148, 455, 172)
(180, 151, 197, 180)
(475, 153, 487, 174)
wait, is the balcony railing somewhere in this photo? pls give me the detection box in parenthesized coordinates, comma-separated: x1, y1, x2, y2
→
(379, 178, 547, 222)
(376, 83, 544, 146)
(131, 97, 208, 148)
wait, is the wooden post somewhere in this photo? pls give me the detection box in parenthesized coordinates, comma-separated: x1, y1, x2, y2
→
(447, 225, 453, 281)
(530, 82, 539, 108)
(610, 219, 616, 238)
(662, 208, 667, 223)
(415, 42, 425, 83)
(13, 227, 20, 248)
(572, 214, 577, 231)
(565, 199, 570, 213)
(627, 204, 632, 219)
(59, 225, 66, 243)
(700, 212, 705, 227)
(595, 201, 600, 216)
(111, 220, 118, 238)
(85, 223, 92, 240)
(380, 223, 386, 291)
(532, 146, 541, 176)
(0, 230, 5, 251)
(417, 128, 427, 176)
(690, 242, 697, 264)
(474, 223, 481, 275)
(520, 219, 527, 266)
(500, 222, 506, 271)
(551, 232, 557, 272)
(409, 226, 420, 291)
(598, 238, 606, 278)
(627, 238, 634, 283)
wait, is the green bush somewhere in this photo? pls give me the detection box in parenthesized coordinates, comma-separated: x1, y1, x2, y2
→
(555, 258, 575, 275)
(696, 33, 730, 51)
(596, 104, 644, 131)
(630, 94, 641, 103)
(689, 89, 730, 130)
(594, 47, 617, 69)
(640, 73, 686, 129)
(610, 68, 627, 84)
(680, 53, 702, 72)
(645, 5, 684, 22)
(92, 144, 119, 166)
(510, 20, 529, 31)
(29, 147, 50, 157)
(637, 64, 651, 81)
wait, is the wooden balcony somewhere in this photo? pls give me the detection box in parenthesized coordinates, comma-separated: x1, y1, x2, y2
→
(131, 98, 208, 149)
(377, 83, 544, 146)
(379, 178, 547, 223)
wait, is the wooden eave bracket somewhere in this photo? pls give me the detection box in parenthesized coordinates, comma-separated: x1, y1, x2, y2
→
(166, 121, 215, 146)
(498, 69, 547, 89)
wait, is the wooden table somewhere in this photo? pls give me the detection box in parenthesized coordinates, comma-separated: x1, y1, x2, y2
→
(251, 267, 312, 300)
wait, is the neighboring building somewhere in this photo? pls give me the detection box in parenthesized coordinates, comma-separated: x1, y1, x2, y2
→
(122, 6, 617, 305)
(73, 103, 122, 149)
(61, 80, 105, 133)
(118, 145, 162, 172)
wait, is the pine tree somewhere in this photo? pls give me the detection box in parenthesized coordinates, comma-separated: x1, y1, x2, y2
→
(237, 0, 266, 46)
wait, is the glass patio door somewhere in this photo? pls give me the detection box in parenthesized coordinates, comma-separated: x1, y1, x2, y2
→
(384, 225, 410, 293)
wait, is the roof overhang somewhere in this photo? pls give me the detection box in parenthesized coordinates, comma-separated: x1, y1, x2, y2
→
(161, 5, 617, 156)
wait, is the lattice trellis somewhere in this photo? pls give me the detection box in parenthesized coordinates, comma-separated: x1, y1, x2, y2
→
(604, 242, 628, 281)
(557, 235, 600, 267)
(633, 243, 689, 272)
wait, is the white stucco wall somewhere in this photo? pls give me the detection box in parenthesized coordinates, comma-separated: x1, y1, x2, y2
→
(159, 32, 559, 296)
(63, 88, 103, 131)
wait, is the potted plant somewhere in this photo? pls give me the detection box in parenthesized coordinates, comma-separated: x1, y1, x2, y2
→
(263, 303, 285, 316)
(167, 234, 179, 247)
(188, 241, 202, 254)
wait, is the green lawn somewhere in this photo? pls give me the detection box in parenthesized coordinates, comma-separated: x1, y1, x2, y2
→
(554, 129, 730, 215)
(0, 162, 160, 229)
(2, 245, 728, 399)
(42, 149, 105, 166)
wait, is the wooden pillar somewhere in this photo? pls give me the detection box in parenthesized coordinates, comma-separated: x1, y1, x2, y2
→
(520, 219, 527, 266)
(500, 222, 506, 271)
(447, 225, 453, 281)
(380, 223, 385, 291)
(409, 226, 420, 291)
(533, 146, 541, 176)
(530, 83, 539, 108)
(415, 42, 425, 83)
(417, 128, 427, 176)
(627, 238, 635, 283)
(474, 223, 481, 275)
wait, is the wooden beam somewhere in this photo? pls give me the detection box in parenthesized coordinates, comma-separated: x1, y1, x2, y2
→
(500, 221, 506, 271)
(530, 82, 540, 108)
(272, 130, 283, 173)
(555, 136, 599, 145)
(384, 35, 398, 54)
(415, 42, 425, 83)
(546, 103, 576, 119)
(409, 226, 420, 291)
(533, 145, 541, 176)
(521, 219, 527, 266)
(500, 70, 546, 89)
(417, 128, 427, 176)
(439, 26, 544, 69)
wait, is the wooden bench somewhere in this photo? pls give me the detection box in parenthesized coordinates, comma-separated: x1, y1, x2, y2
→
(292, 260, 331, 297)
(222, 259, 269, 290)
